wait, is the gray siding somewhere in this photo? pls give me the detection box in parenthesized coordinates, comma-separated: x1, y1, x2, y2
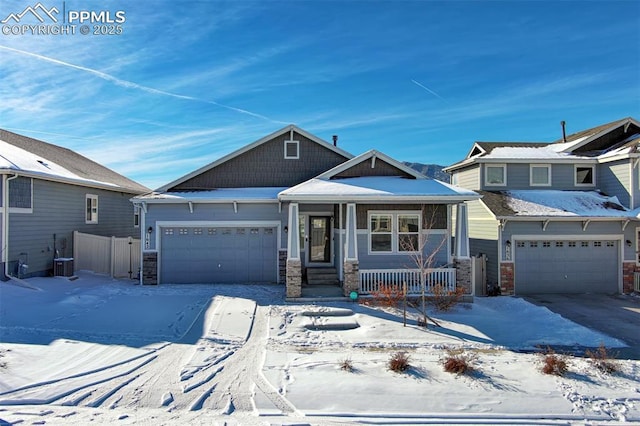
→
(333, 159, 413, 178)
(453, 165, 480, 190)
(8, 179, 139, 277)
(356, 204, 447, 229)
(599, 160, 631, 208)
(171, 131, 349, 190)
(145, 202, 288, 250)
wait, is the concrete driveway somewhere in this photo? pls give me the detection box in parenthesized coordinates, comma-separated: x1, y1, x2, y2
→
(524, 294, 640, 360)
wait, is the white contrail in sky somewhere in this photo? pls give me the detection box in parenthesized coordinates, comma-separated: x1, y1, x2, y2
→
(411, 79, 445, 100)
(0, 44, 285, 123)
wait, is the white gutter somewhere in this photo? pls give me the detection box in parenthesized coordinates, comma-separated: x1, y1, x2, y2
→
(3, 173, 18, 279)
(277, 195, 481, 203)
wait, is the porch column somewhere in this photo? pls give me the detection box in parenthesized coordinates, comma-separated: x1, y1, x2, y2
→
(454, 202, 472, 294)
(343, 202, 359, 296)
(286, 202, 302, 298)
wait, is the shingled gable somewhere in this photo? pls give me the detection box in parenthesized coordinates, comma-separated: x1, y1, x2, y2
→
(159, 125, 353, 192)
(0, 128, 148, 194)
(554, 117, 640, 154)
(317, 150, 426, 180)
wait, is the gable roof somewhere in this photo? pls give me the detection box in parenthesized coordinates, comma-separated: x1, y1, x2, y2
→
(279, 150, 479, 202)
(0, 129, 148, 194)
(157, 125, 353, 192)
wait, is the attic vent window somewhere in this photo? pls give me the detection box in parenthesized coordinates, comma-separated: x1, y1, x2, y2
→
(284, 140, 299, 159)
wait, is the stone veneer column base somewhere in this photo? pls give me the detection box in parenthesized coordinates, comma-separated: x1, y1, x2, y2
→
(343, 260, 359, 297)
(142, 251, 158, 285)
(500, 262, 514, 295)
(622, 261, 639, 294)
(454, 257, 472, 295)
(286, 259, 302, 298)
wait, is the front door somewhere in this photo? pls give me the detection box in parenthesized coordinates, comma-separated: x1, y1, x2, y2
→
(309, 216, 331, 263)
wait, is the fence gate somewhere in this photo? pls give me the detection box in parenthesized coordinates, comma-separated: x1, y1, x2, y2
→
(73, 231, 141, 279)
(472, 254, 487, 296)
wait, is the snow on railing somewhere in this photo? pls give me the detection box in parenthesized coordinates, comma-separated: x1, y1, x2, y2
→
(359, 268, 456, 295)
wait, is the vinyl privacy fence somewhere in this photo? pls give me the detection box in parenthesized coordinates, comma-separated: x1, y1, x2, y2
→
(73, 231, 141, 279)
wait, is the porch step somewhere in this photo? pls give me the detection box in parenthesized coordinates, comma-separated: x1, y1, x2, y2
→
(306, 267, 339, 285)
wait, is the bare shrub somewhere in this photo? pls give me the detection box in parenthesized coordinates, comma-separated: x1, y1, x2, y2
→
(540, 348, 568, 376)
(586, 343, 619, 374)
(0, 350, 7, 369)
(339, 357, 354, 372)
(442, 348, 476, 375)
(388, 351, 411, 373)
(370, 283, 403, 308)
(430, 284, 466, 312)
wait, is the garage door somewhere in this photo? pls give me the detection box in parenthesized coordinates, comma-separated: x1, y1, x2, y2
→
(514, 239, 619, 294)
(160, 226, 278, 284)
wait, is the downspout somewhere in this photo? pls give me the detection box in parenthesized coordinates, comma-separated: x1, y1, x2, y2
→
(2, 173, 18, 280)
(139, 202, 146, 285)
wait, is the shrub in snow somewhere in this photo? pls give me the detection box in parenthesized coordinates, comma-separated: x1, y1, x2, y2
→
(430, 284, 466, 312)
(370, 283, 404, 308)
(339, 357, 354, 372)
(388, 351, 411, 373)
(586, 343, 619, 374)
(442, 348, 476, 375)
(540, 348, 568, 376)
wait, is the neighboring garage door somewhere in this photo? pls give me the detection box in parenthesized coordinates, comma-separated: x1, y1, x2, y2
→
(160, 226, 277, 284)
(514, 239, 619, 294)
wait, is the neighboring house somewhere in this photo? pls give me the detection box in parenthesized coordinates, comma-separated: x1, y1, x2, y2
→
(133, 125, 479, 298)
(0, 129, 149, 279)
(444, 117, 640, 295)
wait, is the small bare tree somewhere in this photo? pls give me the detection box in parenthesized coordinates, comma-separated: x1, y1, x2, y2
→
(399, 205, 449, 327)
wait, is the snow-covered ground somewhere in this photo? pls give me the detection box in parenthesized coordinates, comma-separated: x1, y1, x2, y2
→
(0, 272, 638, 425)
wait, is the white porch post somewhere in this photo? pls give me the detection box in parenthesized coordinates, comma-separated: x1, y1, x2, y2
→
(455, 202, 470, 258)
(454, 202, 472, 294)
(343, 202, 359, 296)
(286, 202, 302, 298)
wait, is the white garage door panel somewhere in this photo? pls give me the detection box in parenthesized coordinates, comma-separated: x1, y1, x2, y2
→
(160, 226, 277, 284)
(514, 240, 619, 294)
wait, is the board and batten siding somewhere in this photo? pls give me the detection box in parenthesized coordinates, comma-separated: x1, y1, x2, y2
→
(170, 131, 349, 190)
(8, 179, 139, 277)
(599, 160, 631, 208)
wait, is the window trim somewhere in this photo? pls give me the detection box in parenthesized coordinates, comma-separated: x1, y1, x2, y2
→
(134, 205, 140, 228)
(530, 164, 551, 186)
(284, 140, 299, 159)
(575, 164, 596, 187)
(8, 176, 33, 214)
(484, 164, 507, 186)
(85, 194, 98, 224)
(368, 211, 421, 255)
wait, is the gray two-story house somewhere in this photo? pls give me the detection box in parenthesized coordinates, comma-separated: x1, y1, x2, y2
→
(134, 125, 479, 298)
(1, 129, 149, 279)
(445, 117, 640, 295)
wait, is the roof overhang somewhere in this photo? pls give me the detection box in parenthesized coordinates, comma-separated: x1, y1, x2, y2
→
(0, 169, 143, 194)
(277, 194, 480, 203)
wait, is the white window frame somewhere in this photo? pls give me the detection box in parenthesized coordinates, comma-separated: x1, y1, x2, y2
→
(368, 211, 421, 255)
(530, 164, 551, 186)
(575, 164, 596, 186)
(85, 194, 98, 224)
(8, 177, 33, 214)
(134, 205, 140, 228)
(484, 164, 507, 186)
(284, 140, 299, 159)
(636, 227, 640, 266)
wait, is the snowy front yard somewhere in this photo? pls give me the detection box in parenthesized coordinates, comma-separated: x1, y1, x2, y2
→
(0, 273, 638, 425)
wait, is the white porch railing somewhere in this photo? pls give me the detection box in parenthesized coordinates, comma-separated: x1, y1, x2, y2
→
(359, 268, 456, 295)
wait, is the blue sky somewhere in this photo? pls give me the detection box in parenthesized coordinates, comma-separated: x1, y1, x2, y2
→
(1, 0, 638, 190)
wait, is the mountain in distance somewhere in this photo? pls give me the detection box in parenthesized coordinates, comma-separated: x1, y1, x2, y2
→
(403, 162, 450, 183)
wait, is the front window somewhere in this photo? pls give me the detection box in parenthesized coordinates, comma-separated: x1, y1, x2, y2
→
(530, 164, 551, 186)
(398, 214, 420, 251)
(485, 164, 506, 186)
(86, 194, 98, 224)
(369, 212, 421, 254)
(575, 165, 595, 186)
(370, 214, 392, 252)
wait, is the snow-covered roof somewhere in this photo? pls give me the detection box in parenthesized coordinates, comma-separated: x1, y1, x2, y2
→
(135, 187, 286, 202)
(0, 129, 148, 193)
(483, 146, 585, 160)
(278, 176, 479, 202)
(502, 190, 631, 217)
